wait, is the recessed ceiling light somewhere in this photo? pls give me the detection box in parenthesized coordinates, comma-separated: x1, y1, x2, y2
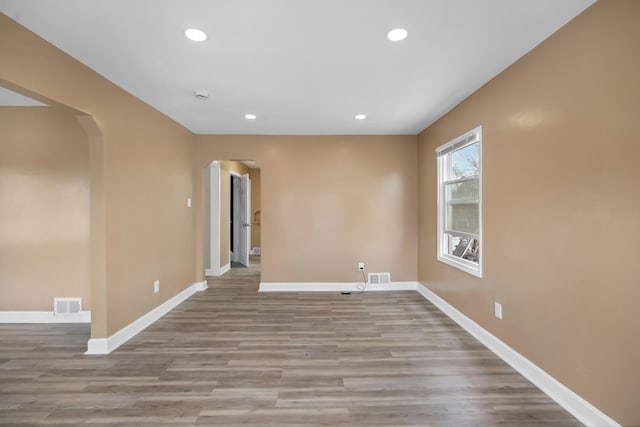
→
(387, 28, 408, 42)
(185, 28, 207, 42)
(354, 114, 367, 120)
(244, 113, 257, 120)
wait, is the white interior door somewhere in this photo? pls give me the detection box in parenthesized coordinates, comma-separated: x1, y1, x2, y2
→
(237, 173, 251, 267)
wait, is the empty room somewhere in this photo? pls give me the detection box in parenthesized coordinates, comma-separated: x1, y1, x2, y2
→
(0, 1, 638, 426)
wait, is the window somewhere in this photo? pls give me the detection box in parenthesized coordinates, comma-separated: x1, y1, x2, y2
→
(436, 126, 482, 277)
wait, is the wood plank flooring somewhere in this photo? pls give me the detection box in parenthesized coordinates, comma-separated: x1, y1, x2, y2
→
(0, 257, 582, 426)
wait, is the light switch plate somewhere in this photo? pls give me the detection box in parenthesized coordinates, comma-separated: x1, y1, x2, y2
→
(494, 302, 502, 319)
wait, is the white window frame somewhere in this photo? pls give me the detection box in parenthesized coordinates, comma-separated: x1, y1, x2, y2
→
(436, 126, 482, 278)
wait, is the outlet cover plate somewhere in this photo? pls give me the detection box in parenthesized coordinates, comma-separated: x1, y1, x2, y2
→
(154, 280, 160, 294)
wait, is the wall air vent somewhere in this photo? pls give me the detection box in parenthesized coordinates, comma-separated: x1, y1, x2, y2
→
(54, 298, 82, 315)
(368, 272, 391, 285)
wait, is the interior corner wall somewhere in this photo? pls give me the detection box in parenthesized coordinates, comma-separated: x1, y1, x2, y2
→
(1, 14, 197, 337)
(417, 1, 640, 424)
(0, 106, 90, 311)
(194, 135, 418, 284)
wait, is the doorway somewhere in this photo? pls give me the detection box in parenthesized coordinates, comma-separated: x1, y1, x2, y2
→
(205, 160, 260, 277)
(230, 172, 250, 268)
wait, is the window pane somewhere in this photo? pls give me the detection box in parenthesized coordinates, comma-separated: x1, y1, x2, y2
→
(446, 203, 479, 234)
(445, 234, 480, 264)
(445, 180, 479, 203)
(445, 180, 479, 234)
(447, 142, 479, 181)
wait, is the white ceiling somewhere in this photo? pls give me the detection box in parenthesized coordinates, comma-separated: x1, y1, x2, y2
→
(0, 0, 595, 135)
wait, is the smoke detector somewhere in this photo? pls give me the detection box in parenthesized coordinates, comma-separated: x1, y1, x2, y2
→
(194, 90, 209, 100)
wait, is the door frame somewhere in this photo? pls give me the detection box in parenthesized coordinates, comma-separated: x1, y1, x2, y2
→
(206, 164, 252, 275)
(237, 173, 251, 267)
(205, 162, 225, 276)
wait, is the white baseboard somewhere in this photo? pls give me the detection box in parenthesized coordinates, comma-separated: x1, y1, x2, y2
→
(0, 311, 91, 323)
(85, 281, 208, 355)
(205, 263, 231, 277)
(259, 281, 418, 292)
(416, 283, 620, 427)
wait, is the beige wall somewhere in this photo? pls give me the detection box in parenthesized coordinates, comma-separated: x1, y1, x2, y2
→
(1, 14, 196, 336)
(417, 1, 639, 424)
(249, 168, 261, 249)
(221, 161, 251, 176)
(0, 106, 90, 311)
(195, 135, 418, 284)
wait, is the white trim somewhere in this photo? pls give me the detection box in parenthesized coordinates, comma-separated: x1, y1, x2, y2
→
(435, 127, 480, 155)
(436, 125, 482, 278)
(85, 281, 207, 355)
(240, 173, 251, 267)
(230, 172, 240, 263)
(437, 252, 480, 277)
(415, 283, 620, 427)
(207, 163, 222, 276)
(259, 281, 418, 292)
(0, 311, 91, 323)
(205, 263, 230, 277)
(193, 281, 208, 292)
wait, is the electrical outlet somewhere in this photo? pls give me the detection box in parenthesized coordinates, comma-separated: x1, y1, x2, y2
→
(358, 262, 365, 272)
(494, 302, 502, 319)
(154, 280, 160, 294)
(187, 197, 192, 208)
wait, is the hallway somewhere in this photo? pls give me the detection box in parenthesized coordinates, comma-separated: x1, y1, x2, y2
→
(0, 260, 581, 425)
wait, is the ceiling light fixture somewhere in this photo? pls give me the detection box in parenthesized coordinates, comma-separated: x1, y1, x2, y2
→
(387, 28, 408, 41)
(354, 114, 367, 120)
(244, 113, 257, 120)
(185, 28, 207, 42)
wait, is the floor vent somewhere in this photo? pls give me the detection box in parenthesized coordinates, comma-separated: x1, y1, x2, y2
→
(368, 272, 391, 285)
(54, 298, 82, 315)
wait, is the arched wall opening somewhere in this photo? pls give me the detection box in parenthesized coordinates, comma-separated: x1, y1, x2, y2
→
(0, 79, 106, 339)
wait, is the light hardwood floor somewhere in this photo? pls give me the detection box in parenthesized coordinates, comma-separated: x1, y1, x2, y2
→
(0, 258, 582, 426)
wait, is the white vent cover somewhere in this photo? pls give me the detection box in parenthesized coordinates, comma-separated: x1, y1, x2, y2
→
(368, 272, 391, 285)
(54, 298, 82, 315)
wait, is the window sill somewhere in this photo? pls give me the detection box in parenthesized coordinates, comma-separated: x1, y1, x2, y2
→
(437, 254, 482, 278)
